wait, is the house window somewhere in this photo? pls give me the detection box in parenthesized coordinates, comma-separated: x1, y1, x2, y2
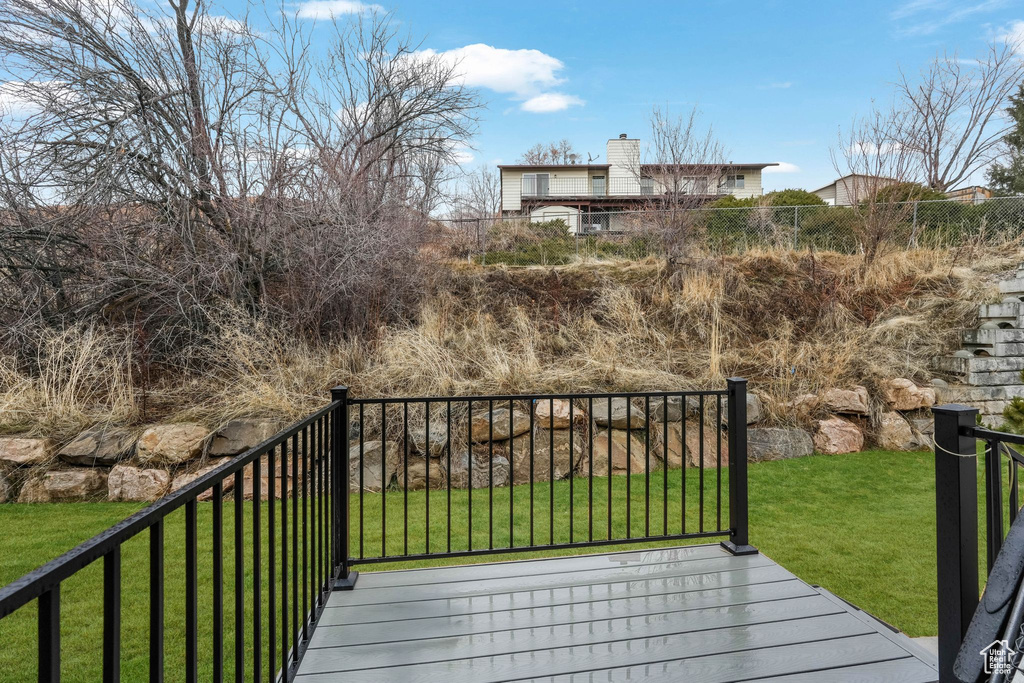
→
(725, 174, 745, 190)
(640, 177, 655, 195)
(591, 175, 606, 196)
(681, 176, 709, 194)
(522, 173, 549, 196)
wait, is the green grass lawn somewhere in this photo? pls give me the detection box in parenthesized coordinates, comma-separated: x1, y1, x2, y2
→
(0, 449, 994, 681)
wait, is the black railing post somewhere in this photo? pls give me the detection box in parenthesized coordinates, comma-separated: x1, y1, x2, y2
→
(722, 378, 757, 556)
(331, 386, 358, 590)
(933, 403, 979, 683)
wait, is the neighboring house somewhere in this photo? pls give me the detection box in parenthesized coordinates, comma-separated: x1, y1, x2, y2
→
(498, 134, 777, 232)
(946, 185, 993, 205)
(811, 174, 899, 206)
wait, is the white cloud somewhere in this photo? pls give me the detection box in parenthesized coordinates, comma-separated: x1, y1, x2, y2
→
(296, 0, 383, 19)
(520, 92, 584, 113)
(763, 162, 800, 174)
(998, 19, 1024, 47)
(758, 81, 793, 90)
(0, 81, 39, 116)
(414, 44, 566, 97)
(890, 0, 1006, 36)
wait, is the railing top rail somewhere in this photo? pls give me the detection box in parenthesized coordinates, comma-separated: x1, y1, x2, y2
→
(969, 425, 1024, 447)
(0, 400, 338, 619)
(347, 389, 729, 405)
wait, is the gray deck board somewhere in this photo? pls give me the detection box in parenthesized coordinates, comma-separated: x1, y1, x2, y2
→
(297, 545, 937, 682)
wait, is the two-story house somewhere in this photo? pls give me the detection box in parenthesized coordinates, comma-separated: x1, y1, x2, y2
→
(499, 134, 777, 232)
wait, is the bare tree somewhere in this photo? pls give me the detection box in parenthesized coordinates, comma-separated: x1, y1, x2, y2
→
(0, 0, 479, 354)
(519, 139, 580, 165)
(895, 38, 1024, 191)
(451, 166, 501, 220)
(832, 106, 922, 261)
(636, 106, 727, 262)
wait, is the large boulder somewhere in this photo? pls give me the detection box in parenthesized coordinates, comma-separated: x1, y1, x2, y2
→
(878, 411, 922, 451)
(348, 440, 401, 492)
(511, 429, 582, 484)
(0, 437, 54, 467)
(591, 398, 647, 429)
(396, 456, 446, 490)
(408, 423, 449, 457)
(748, 428, 814, 462)
(447, 452, 510, 489)
(209, 419, 282, 457)
(819, 387, 870, 415)
(470, 408, 531, 442)
(656, 421, 728, 468)
(0, 471, 10, 503)
(720, 394, 764, 426)
(590, 429, 650, 476)
(108, 465, 171, 502)
(534, 399, 584, 429)
(882, 379, 936, 412)
(18, 469, 108, 503)
(909, 417, 935, 448)
(136, 424, 210, 466)
(58, 428, 135, 466)
(170, 459, 235, 500)
(650, 396, 685, 423)
(813, 417, 864, 455)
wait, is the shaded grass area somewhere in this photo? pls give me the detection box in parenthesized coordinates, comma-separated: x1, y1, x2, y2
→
(0, 449, 1002, 681)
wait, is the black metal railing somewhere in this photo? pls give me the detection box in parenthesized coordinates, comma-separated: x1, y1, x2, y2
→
(0, 401, 342, 683)
(933, 405, 1024, 682)
(0, 379, 755, 681)
(342, 378, 754, 570)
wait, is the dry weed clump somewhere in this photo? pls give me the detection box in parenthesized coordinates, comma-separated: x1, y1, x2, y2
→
(1, 247, 1016, 438)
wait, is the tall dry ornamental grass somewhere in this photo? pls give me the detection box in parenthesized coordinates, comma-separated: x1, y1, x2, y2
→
(1, 246, 1012, 444)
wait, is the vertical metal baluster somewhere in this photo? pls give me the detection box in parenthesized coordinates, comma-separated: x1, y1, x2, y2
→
(663, 395, 669, 536)
(291, 432, 299, 667)
(268, 443, 276, 683)
(682, 396, 687, 535)
(588, 396, 594, 543)
(358, 404, 364, 561)
(446, 401, 452, 554)
(301, 427, 309, 646)
(381, 404, 387, 559)
(508, 400, 514, 548)
(150, 521, 164, 683)
(403, 401, 409, 557)
(529, 401, 535, 547)
(185, 499, 197, 683)
(280, 441, 289, 681)
(234, 469, 244, 682)
(252, 454, 262, 683)
(699, 394, 705, 533)
(38, 585, 60, 683)
(212, 482, 224, 683)
(493, 397, 497, 552)
(607, 396, 612, 541)
(425, 402, 431, 555)
(549, 397, 554, 546)
(626, 398, 632, 539)
(103, 548, 120, 683)
(716, 395, 723, 531)
(313, 420, 321, 605)
(468, 399, 473, 552)
(644, 395, 650, 538)
(1011, 455, 1020, 525)
(569, 400, 575, 544)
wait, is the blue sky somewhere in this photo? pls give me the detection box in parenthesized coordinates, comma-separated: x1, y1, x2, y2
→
(279, 0, 1014, 192)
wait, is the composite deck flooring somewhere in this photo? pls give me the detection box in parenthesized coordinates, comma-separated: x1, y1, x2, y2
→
(296, 544, 938, 682)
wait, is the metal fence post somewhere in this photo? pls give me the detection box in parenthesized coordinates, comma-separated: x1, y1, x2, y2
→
(331, 386, 358, 590)
(793, 205, 799, 249)
(933, 403, 979, 682)
(722, 378, 757, 556)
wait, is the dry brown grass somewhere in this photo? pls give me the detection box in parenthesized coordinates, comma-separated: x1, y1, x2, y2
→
(1, 246, 1017, 442)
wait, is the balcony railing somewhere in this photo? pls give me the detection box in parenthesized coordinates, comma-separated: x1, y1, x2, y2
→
(520, 176, 731, 199)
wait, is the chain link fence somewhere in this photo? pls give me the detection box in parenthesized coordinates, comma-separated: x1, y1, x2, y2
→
(430, 196, 1024, 266)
